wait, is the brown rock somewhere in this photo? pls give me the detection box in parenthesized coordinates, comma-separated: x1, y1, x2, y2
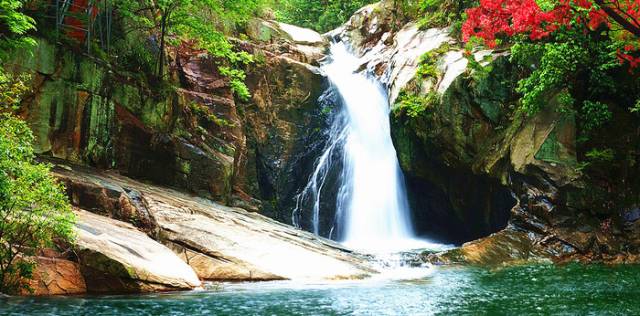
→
(426, 230, 550, 266)
(52, 164, 376, 282)
(24, 256, 86, 296)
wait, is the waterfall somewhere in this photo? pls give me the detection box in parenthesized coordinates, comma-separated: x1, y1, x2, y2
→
(293, 42, 441, 253)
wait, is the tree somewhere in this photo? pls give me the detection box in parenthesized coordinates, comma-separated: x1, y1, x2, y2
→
(0, 0, 37, 61)
(114, 0, 263, 99)
(0, 3, 75, 294)
(461, 0, 640, 69)
(0, 72, 76, 294)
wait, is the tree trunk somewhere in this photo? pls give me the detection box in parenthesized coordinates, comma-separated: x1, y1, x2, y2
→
(593, 0, 640, 37)
(158, 12, 167, 78)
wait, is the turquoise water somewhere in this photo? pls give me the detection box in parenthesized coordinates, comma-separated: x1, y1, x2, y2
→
(2, 264, 640, 315)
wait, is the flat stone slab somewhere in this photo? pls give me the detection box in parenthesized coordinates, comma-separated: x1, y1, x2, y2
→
(75, 209, 201, 292)
(53, 164, 377, 282)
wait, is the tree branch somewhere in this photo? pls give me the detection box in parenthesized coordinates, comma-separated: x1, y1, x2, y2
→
(594, 0, 640, 37)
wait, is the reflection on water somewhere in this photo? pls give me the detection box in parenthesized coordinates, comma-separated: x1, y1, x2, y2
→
(2, 264, 640, 315)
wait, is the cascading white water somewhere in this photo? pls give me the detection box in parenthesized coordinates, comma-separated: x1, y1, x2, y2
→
(293, 42, 444, 254)
(325, 43, 416, 252)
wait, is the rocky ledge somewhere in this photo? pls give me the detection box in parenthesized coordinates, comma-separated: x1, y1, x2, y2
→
(25, 161, 375, 295)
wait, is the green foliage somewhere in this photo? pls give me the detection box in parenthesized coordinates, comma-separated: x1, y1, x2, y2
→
(415, 0, 473, 33)
(0, 74, 75, 294)
(581, 101, 612, 132)
(510, 30, 620, 126)
(393, 90, 439, 118)
(585, 148, 615, 163)
(511, 41, 585, 115)
(0, 0, 37, 61)
(0, 71, 30, 110)
(219, 66, 250, 101)
(114, 0, 262, 99)
(275, 0, 377, 33)
(631, 99, 640, 114)
(416, 42, 450, 80)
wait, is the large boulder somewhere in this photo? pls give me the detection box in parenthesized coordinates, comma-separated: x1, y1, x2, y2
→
(74, 209, 201, 293)
(52, 163, 376, 282)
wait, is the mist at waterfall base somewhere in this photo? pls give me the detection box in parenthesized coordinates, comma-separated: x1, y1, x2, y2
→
(293, 42, 447, 254)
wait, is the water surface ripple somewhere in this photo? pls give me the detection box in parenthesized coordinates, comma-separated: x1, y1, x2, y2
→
(3, 264, 640, 315)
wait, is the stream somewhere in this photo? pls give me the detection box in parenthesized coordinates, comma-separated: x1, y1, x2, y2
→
(3, 264, 640, 315)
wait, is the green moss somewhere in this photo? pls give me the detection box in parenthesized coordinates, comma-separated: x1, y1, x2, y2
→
(178, 159, 191, 174)
(393, 90, 440, 119)
(86, 95, 115, 165)
(15, 38, 56, 75)
(391, 123, 416, 173)
(80, 249, 138, 279)
(416, 42, 451, 81)
(78, 60, 104, 93)
(535, 131, 561, 164)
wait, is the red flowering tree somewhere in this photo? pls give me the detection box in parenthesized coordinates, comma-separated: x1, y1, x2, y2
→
(462, 0, 640, 69)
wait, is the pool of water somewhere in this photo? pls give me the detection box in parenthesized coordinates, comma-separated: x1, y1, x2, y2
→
(2, 264, 640, 315)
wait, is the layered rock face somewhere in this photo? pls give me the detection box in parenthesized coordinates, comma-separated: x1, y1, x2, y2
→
(238, 23, 334, 222)
(73, 209, 202, 293)
(11, 18, 331, 219)
(334, 0, 640, 263)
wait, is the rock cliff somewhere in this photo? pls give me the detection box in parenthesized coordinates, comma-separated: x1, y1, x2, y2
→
(332, 0, 640, 264)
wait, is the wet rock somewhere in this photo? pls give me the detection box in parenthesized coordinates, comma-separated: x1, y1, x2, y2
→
(237, 51, 332, 226)
(425, 230, 550, 266)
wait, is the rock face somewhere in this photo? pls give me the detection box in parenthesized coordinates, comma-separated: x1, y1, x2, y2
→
(54, 163, 376, 282)
(74, 209, 201, 293)
(24, 254, 86, 296)
(11, 20, 330, 225)
(239, 23, 334, 223)
(336, 0, 640, 262)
